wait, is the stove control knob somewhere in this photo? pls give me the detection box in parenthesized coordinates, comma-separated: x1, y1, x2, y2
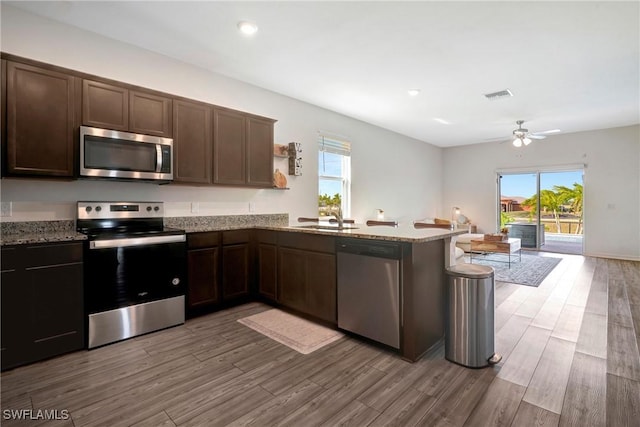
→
(85, 206, 92, 213)
(154, 206, 160, 212)
(146, 206, 152, 212)
(95, 206, 102, 212)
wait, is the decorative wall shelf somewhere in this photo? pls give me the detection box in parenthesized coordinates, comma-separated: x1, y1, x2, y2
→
(274, 144, 289, 158)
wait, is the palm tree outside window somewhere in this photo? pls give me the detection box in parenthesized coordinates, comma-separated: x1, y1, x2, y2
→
(318, 135, 351, 218)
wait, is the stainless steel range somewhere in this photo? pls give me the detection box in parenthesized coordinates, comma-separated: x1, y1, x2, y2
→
(77, 201, 186, 349)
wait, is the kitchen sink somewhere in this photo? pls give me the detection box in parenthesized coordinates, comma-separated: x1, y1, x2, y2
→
(295, 224, 359, 231)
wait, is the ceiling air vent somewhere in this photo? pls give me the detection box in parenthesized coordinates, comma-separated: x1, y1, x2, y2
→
(484, 89, 513, 100)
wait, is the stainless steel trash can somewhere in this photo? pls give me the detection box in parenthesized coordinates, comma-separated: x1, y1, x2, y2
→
(445, 264, 501, 368)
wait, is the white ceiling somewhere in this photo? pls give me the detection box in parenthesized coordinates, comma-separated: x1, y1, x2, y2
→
(8, 1, 639, 147)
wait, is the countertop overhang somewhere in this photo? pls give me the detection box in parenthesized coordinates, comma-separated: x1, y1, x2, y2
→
(266, 224, 468, 243)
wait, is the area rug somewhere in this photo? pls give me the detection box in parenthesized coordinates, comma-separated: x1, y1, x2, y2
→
(468, 253, 562, 287)
(237, 309, 344, 354)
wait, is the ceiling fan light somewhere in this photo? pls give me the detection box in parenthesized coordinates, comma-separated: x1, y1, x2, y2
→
(513, 138, 522, 148)
(523, 137, 532, 145)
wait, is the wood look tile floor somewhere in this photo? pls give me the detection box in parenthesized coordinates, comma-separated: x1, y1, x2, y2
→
(2, 254, 639, 426)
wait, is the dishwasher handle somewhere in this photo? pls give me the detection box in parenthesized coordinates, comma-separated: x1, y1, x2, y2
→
(337, 238, 402, 259)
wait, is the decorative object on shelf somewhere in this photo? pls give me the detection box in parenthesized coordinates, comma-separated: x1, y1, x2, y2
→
(273, 144, 289, 158)
(273, 169, 288, 188)
(288, 142, 302, 176)
(484, 233, 508, 241)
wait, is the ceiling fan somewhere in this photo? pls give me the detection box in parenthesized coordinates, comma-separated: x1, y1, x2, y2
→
(511, 120, 559, 147)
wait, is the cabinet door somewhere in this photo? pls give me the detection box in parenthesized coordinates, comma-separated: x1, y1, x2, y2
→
(222, 244, 250, 300)
(187, 247, 219, 308)
(213, 108, 246, 185)
(29, 263, 84, 361)
(1, 247, 31, 371)
(306, 252, 337, 322)
(277, 247, 307, 313)
(130, 90, 172, 137)
(6, 62, 78, 177)
(1, 59, 6, 176)
(82, 80, 129, 131)
(173, 100, 212, 184)
(258, 243, 277, 300)
(246, 116, 274, 187)
(25, 242, 84, 361)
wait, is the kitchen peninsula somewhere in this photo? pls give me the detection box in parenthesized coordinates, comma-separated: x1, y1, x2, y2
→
(270, 223, 466, 361)
(1, 217, 465, 369)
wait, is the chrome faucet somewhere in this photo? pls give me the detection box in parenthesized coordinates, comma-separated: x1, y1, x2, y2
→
(333, 206, 344, 228)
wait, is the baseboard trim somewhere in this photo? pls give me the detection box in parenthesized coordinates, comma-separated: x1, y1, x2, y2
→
(583, 252, 640, 262)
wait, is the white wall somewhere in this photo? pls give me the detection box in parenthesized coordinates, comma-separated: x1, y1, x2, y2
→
(0, 5, 442, 224)
(443, 125, 640, 261)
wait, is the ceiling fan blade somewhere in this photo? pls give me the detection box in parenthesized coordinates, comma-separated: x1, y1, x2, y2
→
(533, 128, 561, 135)
(528, 134, 547, 140)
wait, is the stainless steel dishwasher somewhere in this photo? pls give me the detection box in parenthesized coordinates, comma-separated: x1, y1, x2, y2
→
(337, 238, 401, 349)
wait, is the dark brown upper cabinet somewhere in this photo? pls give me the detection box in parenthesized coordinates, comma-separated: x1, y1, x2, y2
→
(129, 90, 172, 137)
(82, 80, 129, 131)
(5, 61, 79, 178)
(213, 108, 275, 188)
(82, 79, 172, 137)
(213, 108, 246, 185)
(173, 99, 212, 184)
(247, 116, 275, 187)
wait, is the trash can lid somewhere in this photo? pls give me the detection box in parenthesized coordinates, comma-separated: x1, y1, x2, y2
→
(446, 263, 494, 279)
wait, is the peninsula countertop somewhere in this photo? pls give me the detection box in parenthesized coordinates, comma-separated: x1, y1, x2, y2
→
(265, 223, 468, 243)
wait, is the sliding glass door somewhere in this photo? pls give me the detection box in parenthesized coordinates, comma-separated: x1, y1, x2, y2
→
(498, 169, 583, 254)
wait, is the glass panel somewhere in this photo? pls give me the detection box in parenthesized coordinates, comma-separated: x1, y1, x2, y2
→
(540, 170, 583, 254)
(84, 136, 156, 172)
(499, 173, 540, 249)
(319, 151, 343, 177)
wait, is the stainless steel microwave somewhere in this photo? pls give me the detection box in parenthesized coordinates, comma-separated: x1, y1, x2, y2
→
(80, 126, 173, 182)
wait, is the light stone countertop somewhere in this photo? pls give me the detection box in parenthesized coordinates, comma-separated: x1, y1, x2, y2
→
(0, 215, 467, 246)
(264, 224, 468, 243)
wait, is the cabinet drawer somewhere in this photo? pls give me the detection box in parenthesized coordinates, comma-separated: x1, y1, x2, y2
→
(24, 242, 83, 268)
(255, 229, 278, 245)
(188, 231, 220, 249)
(1, 246, 20, 271)
(222, 229, 251, 245)
(279, 232, 335, 254)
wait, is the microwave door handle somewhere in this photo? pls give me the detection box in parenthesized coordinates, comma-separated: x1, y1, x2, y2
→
(155, 145, 163, 173)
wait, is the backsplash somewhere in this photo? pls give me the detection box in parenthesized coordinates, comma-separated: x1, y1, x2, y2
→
(165, 214, 289, 232)
(1, 214, 289, 238)
(0, 220, 76, 235)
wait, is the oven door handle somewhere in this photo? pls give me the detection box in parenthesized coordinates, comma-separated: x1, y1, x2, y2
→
(89, 234, 186, 249)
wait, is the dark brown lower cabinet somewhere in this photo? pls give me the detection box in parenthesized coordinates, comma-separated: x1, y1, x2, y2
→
(278, 247, 308, 313)
(187, 247, 220, 309)
(187, 232, 220, 314)
(222, 230, 252, 301)
(1, 242, 84, 371)
(186, 230, 252, 315)
(255, 230, 278, 302)
(222, 244, 250, 300)
(278, 233, 337, 323)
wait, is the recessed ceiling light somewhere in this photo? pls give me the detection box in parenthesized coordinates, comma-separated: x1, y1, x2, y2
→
(408, 89, 421, 96)
(433, 118, 450, 125)
(238, 21, 258, 35)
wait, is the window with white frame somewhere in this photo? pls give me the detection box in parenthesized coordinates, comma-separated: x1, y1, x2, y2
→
(318, 135, 351, 218)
